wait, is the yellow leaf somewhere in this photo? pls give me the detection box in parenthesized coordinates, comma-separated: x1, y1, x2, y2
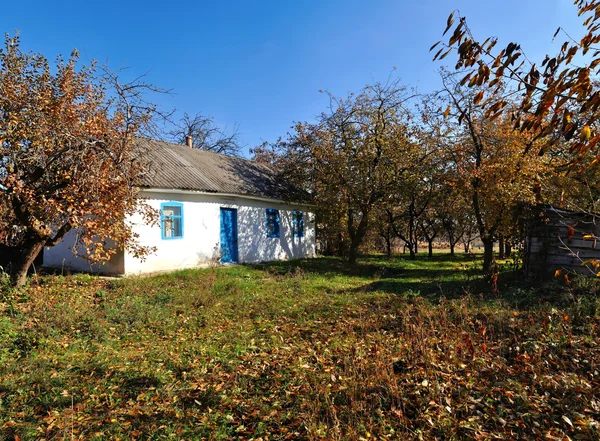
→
(554, 269, 563, 278)
(583, 234, 595, 240)
(580, 125, 592, 141)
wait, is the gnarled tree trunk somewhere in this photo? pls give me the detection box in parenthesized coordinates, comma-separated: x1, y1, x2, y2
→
(1, 236, 47, 288)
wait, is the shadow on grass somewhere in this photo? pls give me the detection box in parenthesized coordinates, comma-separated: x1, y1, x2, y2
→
(349, 278, 474, 300)
(252, 253, 481, 280)
(249, 253, 523, 301)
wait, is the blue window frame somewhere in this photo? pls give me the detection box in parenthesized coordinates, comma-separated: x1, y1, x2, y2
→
(160, 202, 183, 239)
(292, 211, 304, 238)
(266, 209, 280, 238)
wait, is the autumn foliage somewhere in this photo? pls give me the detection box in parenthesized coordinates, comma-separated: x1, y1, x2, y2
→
(433, 1, 600, 168)
(0, 34, 155, 287)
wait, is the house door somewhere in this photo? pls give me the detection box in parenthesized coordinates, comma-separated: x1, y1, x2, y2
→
(220, 208, 238, 263)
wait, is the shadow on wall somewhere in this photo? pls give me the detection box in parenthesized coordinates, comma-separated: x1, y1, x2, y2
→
(197, 242, 222, 267)
(213, 157, 313, 264)
(225, 205, 310, 263)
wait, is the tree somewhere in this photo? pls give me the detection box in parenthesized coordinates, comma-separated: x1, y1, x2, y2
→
(0, 35, 158, 288)
(372, 205, 396, 256)
(250, 141, 281, 167)
(435, 74, 556, 271)
(383, 150, 436, 260)
(433, 1, 600, 169)
(439, 196, 476, 256)
(275, 80, 418, 262)
(169, 112, 242, 156)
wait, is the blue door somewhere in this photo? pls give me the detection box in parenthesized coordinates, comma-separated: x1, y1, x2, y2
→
(220, 208, 238, 263)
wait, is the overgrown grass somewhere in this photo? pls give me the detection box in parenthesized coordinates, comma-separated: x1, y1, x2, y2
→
(1, 254, 599, 440)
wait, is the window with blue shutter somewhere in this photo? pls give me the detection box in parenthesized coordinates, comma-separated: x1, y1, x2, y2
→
(266, 209, 280, 238)
(160, 202, 183, 239)
(292, 211, 304, 238)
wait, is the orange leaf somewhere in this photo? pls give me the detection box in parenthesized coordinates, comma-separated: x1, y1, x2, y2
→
(474, 91, 484, 105)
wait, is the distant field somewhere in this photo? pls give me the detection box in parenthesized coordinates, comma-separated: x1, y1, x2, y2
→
(1, 255, 599, 440)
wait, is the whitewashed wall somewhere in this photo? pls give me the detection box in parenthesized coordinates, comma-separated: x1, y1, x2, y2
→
(124, 190, 316, 275)
(42, 230, 125, 275)
(44, 190, 316, 275)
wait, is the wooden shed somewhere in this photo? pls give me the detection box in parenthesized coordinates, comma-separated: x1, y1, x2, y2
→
(525, 205, 600, 279)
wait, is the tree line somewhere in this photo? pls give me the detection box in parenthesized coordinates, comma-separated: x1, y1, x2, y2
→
(249, 1, 600, 273)
(252, 74, 598, 272)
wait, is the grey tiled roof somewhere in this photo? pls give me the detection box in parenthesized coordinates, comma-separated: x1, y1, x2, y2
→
(136, 138, 309, 203)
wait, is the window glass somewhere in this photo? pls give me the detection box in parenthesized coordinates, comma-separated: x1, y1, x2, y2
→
(292, 211, 304, 238)
(161, 203, 183, 239)
(266, 209, 280, 238)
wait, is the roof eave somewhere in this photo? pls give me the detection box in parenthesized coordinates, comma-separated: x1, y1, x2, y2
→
(137, 187, 317, 208)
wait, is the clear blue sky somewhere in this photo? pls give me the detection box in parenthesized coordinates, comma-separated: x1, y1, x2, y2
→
(0, 0, 583, 156)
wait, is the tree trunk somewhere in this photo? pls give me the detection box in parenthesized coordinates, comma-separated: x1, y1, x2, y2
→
(347, 205, 371, 264)
(385, 235, 392, 257)
(348, 241, 360, 264)
(428, 239, 434, 258)
(505, 242, 512, 259)
(498, 236, 505, 259)
(482, 237, 494, 273)
(336, 232, 345, 257)
(404, 242, 416, 259)
(449, 241, 455, 256)
(5, 237, 47, 288)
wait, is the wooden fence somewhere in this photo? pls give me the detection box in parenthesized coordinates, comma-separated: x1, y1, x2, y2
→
(525, 205, 600, 279)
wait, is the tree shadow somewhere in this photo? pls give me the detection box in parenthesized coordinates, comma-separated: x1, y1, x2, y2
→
(252, 253, 479, 279)
(347, 278, 474, 300)
(249, 253, 509, 300)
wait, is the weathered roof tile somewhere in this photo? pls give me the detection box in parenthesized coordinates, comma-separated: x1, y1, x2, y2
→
(136, 138, 308, 203)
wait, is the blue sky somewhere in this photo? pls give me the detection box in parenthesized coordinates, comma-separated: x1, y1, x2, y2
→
(0, 0, 584, 156)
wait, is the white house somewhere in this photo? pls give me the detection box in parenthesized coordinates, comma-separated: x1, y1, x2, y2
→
(43, 138, 316, 275)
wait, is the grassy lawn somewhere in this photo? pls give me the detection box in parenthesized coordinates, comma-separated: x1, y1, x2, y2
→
(1, 254, 599, 440)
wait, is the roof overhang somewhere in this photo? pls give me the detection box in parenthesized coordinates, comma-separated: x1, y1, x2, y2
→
(138, 187, 317, 208)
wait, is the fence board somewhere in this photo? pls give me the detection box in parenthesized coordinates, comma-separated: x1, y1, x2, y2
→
(525, 206, 600, 279)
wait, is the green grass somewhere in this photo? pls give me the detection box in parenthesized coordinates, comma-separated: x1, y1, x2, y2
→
(1, 254, 599, 440)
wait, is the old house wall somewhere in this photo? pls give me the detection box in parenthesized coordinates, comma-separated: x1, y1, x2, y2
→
(43, 190, 316, 276)
(123, 190, 316, 275)
(42, 231, 125, 275)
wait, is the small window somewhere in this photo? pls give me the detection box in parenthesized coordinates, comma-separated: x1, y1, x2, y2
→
(161, 202, 183, 239)
(292, 211, 304, 238)
(266, 209, 280, 238)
